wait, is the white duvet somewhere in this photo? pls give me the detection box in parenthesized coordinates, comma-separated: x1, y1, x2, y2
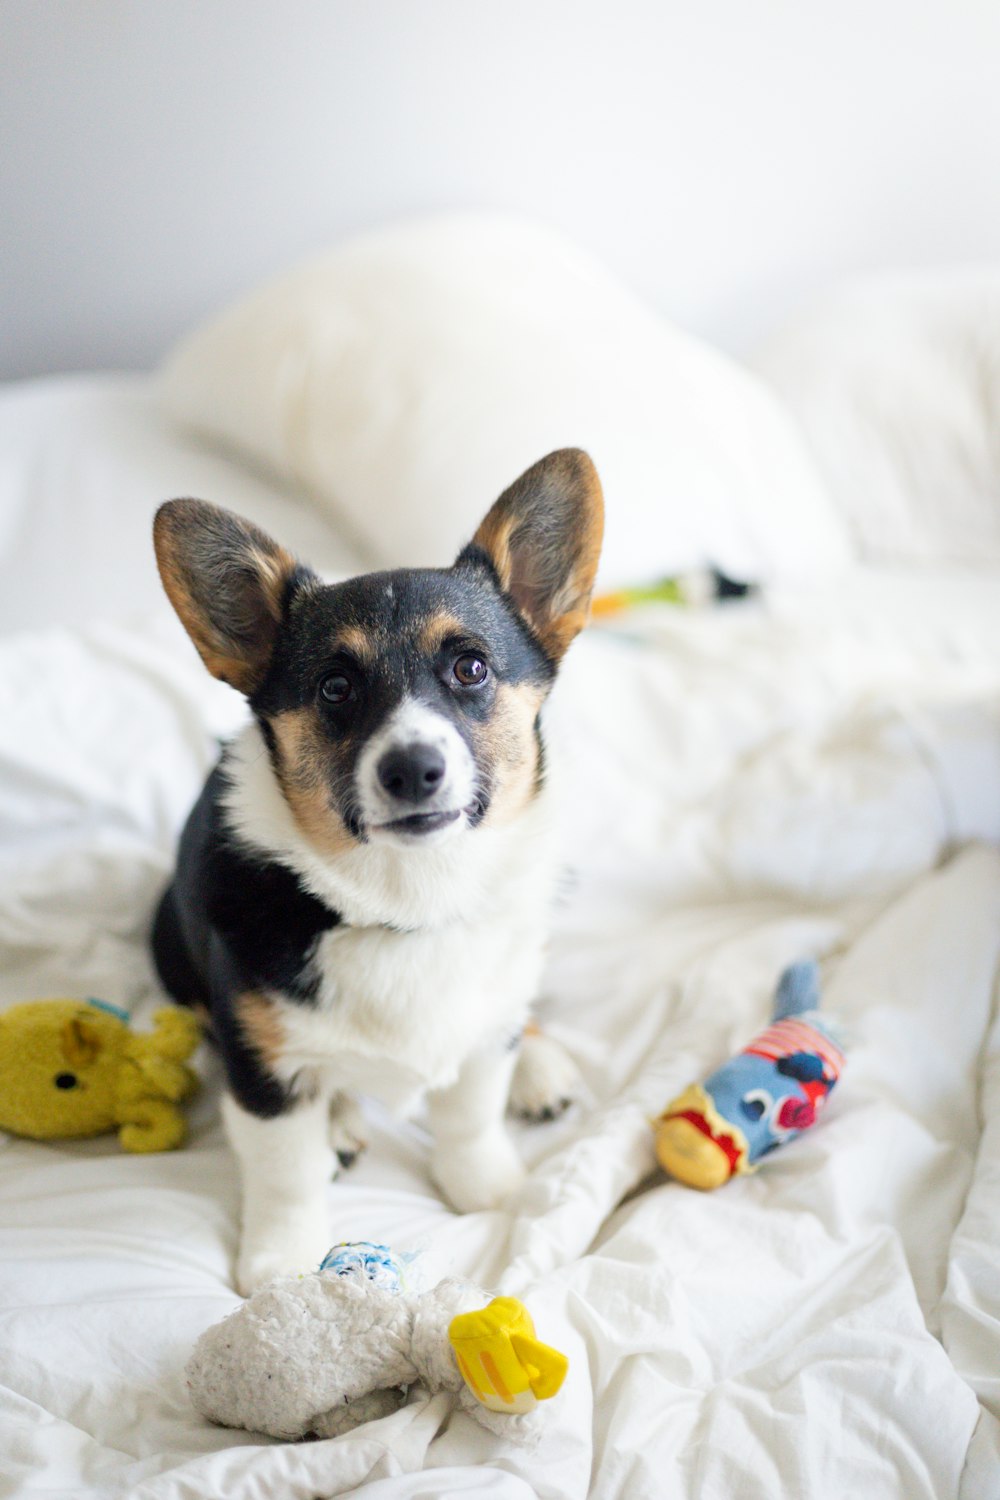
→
(1, 381, 1000, 1500)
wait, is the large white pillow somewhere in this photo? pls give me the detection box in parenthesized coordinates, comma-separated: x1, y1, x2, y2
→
(754, 268, 1000, 566)
(161, 214, 850, 588)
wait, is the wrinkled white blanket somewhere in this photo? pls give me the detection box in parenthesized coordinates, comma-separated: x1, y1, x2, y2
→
(2, 568, 1000, 1499)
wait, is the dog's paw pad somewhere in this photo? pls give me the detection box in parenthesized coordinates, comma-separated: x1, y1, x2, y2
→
(509, 1031, 582, 1123)
(521, 1095, 574, 1123)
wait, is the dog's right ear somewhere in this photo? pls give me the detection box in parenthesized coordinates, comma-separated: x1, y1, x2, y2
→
(153, 499, 314, 695)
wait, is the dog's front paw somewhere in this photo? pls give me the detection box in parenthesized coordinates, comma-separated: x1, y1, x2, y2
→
(509, 1028, 582, 1122)
(328, 1094, 369, 1171)
(432, 1129, 526, 1213)
(235, 1216, 332, 1297)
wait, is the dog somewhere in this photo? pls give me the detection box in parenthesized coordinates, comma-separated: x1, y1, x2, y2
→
(150, 448, 604, 1294)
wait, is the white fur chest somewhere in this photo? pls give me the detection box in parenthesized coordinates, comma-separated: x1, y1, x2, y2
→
(276, 904, 548, 1105)
(222, 724, 559, 1106)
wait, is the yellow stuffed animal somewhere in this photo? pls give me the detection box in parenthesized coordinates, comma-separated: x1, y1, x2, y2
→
(0, 998, 200, 1152)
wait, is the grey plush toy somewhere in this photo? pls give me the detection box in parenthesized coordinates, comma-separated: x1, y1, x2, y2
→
(186, 1243, 568, 1441)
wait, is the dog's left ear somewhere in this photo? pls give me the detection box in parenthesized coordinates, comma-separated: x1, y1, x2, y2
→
(459, 448, 605, 662)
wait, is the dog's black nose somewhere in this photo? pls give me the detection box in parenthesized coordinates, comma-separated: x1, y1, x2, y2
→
(377, 743, 446, 804)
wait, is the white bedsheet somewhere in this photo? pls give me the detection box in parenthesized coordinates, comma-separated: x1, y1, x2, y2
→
(2, 558, 1000, 1499)
(2, 371, 1000, 1500)
(0, 374, 367, 636)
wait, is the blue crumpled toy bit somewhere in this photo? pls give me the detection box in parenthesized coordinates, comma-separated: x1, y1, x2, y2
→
(318, 1241, 406, 1293)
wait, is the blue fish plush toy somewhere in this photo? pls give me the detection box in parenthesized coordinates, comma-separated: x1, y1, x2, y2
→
(655, 961, 844, 1189)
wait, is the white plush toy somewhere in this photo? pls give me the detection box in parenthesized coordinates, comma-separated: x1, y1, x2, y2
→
(186, 1242, 568, 1441)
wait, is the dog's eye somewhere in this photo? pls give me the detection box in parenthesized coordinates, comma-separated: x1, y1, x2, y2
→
(319, 673, 354, 705)
(453, 654, 488, 687)
(54, 1072, 78, 1090)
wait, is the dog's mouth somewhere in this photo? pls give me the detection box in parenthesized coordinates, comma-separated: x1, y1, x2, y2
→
(374, 799, 484, 838)
(378, 809, 463, 837)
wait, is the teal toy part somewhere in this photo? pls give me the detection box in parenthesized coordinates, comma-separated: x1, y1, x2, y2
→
(86, 997, 131, 1023)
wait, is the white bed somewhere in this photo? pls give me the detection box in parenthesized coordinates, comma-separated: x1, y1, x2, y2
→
(3, 245, 1000, 1500)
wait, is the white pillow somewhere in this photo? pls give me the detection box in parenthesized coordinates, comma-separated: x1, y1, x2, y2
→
(161, 214, 850, 588)
(754, 268, 1000, 566)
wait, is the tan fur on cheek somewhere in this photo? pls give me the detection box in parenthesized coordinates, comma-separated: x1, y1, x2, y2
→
(234, 991, 286, 1069)
(268, 709, 357, 858)
(479, 682, 546, 828)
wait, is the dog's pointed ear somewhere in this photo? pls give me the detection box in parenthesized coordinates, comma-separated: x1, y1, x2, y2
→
(458, 449, 604, 662)
(153, 499, 314, 695)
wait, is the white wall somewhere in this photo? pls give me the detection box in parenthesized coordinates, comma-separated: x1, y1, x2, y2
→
(3, 0, 999, 379)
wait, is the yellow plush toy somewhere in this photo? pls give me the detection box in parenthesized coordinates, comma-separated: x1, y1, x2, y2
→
(0, 998, 200, 1152)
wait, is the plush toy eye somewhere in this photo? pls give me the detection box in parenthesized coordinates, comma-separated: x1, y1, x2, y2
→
(740, 1088, 772, 1122)
(319, 673, 354, 705)
(453, 654, 488, 687)
(54, 1072, 78, 1090)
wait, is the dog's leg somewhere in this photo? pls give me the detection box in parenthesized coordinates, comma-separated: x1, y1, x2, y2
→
(428, 1041, 525, 1212)
(509, 1025, 582, 1122)
(222, 1090, 335, 1296)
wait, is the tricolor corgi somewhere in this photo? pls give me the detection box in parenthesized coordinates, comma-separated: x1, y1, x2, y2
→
(151, 449, 603, 1293)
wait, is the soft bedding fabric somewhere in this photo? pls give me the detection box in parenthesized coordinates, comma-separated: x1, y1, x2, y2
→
(754, 268, 1000, 567)
(2, 569, 1000, 1499)
(160, 213, 852, 589)
(0, 373, 368, 636)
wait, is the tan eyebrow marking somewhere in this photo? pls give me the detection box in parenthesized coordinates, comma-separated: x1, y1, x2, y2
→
(417, 612, 468, 656)
(331, 625, 376, 662)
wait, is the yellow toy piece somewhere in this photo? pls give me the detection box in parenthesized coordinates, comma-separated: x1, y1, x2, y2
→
(0, 998, 200, 1152)
(448, 1296, 568, 1415)
(654, 1082, 751, 1190)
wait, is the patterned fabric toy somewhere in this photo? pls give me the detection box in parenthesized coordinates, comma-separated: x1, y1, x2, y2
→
(187, 1241, 569, 1440)
(0, 998, 200, 1152)
(654, 961, 844, 1189)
